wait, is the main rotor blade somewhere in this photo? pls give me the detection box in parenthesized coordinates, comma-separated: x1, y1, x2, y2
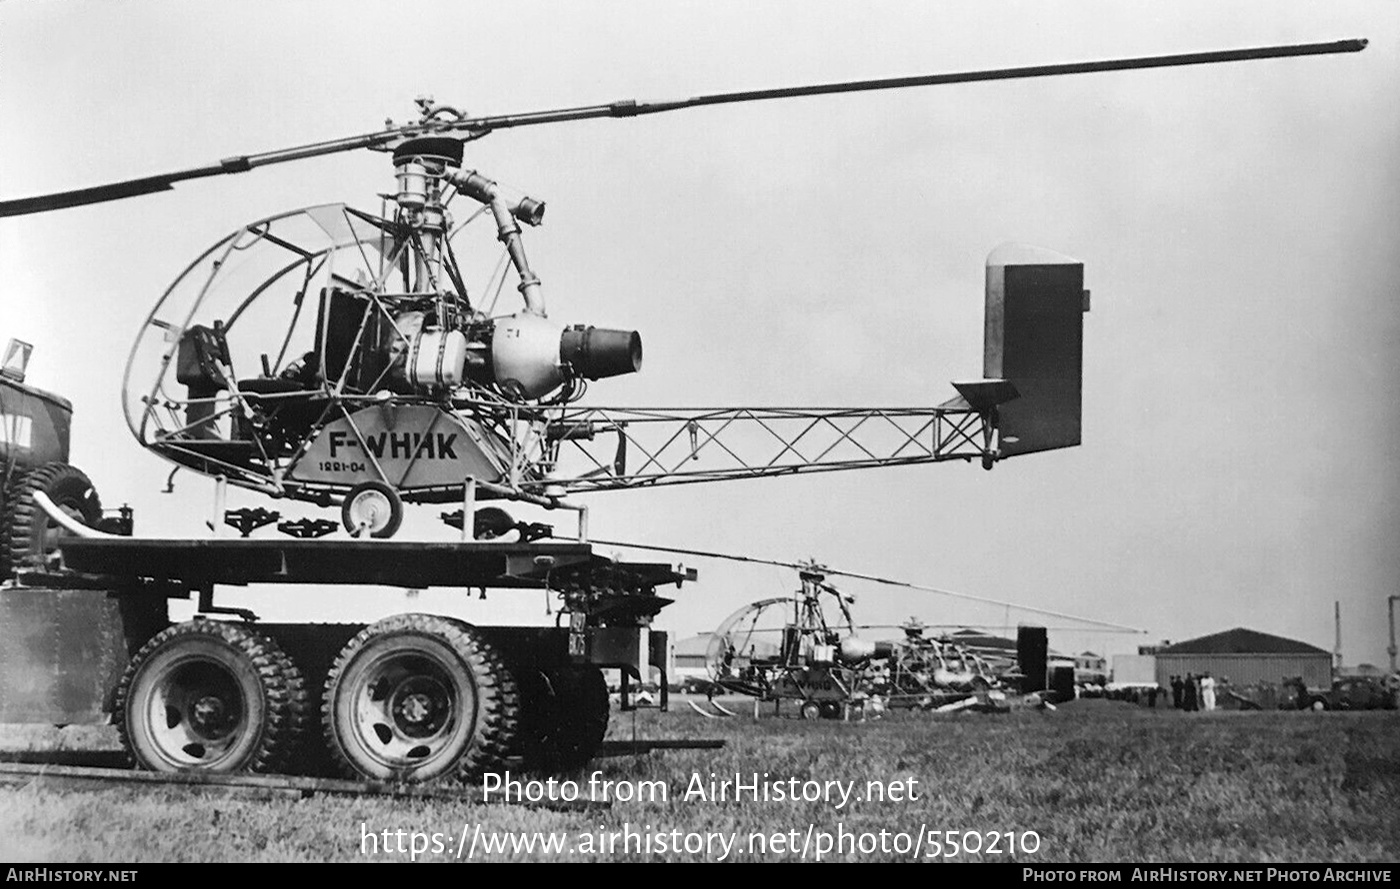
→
(583, 537, 1144, 633)
(0, 159, 252, 217)
(0, 38, 1365, 217)
(0, 129, 402, 217)
(450, 38, 1367, 132)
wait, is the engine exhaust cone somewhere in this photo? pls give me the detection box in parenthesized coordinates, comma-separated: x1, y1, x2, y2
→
(560, 326, 642, 380)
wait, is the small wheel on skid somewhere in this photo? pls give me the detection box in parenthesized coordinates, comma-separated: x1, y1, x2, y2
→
(116, 620, 309, 773)
(2, 462, 102, 576)
(323, 614, 518, 783)
(340, 480, 403, 538)
(517, 666, 610, 773)
(799, 700, 822, 721)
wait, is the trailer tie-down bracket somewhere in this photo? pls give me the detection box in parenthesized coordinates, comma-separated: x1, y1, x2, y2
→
(196, 584, 258, 622)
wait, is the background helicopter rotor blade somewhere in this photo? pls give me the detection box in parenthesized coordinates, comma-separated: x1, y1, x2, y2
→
(854, 623, 1135, 633)
(581, 536, 1145, 632)
(0, 39, 1364, 218)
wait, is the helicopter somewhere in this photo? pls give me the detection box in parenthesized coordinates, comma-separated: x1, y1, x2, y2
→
(578, 539, 1142, 718)
(0, 39, 1367, 542)
(699, 575, 1139, 718)
(704, 564, 884, 720)
(697, 568, 1125, 719)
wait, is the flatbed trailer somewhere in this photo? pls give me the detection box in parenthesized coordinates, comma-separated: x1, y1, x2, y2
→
(0, 535, 692, 783)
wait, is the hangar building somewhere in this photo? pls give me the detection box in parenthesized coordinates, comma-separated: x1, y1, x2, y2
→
(1151, 627, 1331, 689)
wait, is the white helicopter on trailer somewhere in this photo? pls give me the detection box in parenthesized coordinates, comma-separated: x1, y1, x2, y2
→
(0, 39, 1364, 543)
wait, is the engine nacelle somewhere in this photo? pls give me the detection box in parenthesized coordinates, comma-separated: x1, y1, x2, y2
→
(838, 637, 895, 663)
(491, 313, 642, 400)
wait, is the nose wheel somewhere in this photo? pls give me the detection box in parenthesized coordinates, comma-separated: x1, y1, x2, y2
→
(340, 481, 403, 538)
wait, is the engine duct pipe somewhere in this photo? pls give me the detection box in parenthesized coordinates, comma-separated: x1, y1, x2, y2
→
(447, 169, 547, 315)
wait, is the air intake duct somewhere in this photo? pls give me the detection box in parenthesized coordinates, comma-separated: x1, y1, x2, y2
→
(560, 325, 642, 380)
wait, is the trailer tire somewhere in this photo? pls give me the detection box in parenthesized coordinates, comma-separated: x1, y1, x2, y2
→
(323, 614, 518, 782)
(116, 620, 309, 774)
(517, 666, 610, 773)
(1, 462, 102, 576)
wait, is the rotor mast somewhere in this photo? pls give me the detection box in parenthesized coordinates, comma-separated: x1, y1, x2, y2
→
(386, 137, 547, 311)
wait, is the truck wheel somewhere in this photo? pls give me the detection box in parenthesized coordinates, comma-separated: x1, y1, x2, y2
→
(1, 462, 102, 575)
(518, 666, 610, 773)
(116, 620, 309, 773)
(323, 614, 518, 782)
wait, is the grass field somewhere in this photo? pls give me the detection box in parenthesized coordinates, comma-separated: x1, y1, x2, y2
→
(0, 699, 1394, 863)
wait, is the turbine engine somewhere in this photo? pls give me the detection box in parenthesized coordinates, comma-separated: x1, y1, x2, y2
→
(489, 315, 642, 400)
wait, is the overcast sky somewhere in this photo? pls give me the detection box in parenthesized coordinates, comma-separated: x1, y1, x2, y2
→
(2, 2, 1396, 668)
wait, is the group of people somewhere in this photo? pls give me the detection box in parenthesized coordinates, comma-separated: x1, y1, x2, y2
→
(1170, 672, 1221, 711)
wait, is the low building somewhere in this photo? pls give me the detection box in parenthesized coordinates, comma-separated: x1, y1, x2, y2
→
(1075, 650, 1107, 684)
(1111, 654, 1157, 685)
(1153, 627, 1331, 689)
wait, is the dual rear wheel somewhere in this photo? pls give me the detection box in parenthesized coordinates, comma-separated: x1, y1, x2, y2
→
(117, 614, 609, 782)
(321, 614, 517, 782)
(117, 620, 308, 773)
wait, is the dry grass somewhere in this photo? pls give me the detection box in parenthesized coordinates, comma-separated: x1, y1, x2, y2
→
(0, 699, 1394, 862)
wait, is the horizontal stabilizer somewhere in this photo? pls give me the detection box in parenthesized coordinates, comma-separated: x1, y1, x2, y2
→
(948, 379, 1020, 413)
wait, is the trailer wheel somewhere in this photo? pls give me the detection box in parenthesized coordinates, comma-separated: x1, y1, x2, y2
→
(323, 614, 518, 782)
(1, 462, 102, 575)
(116, 620, 309, 773)
(518, 666, 610, 773)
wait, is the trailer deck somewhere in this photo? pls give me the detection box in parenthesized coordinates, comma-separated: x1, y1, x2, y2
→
(58, 537, 693, 590)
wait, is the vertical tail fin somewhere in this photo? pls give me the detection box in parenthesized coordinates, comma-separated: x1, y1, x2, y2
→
(984, 244, 1088, 457)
